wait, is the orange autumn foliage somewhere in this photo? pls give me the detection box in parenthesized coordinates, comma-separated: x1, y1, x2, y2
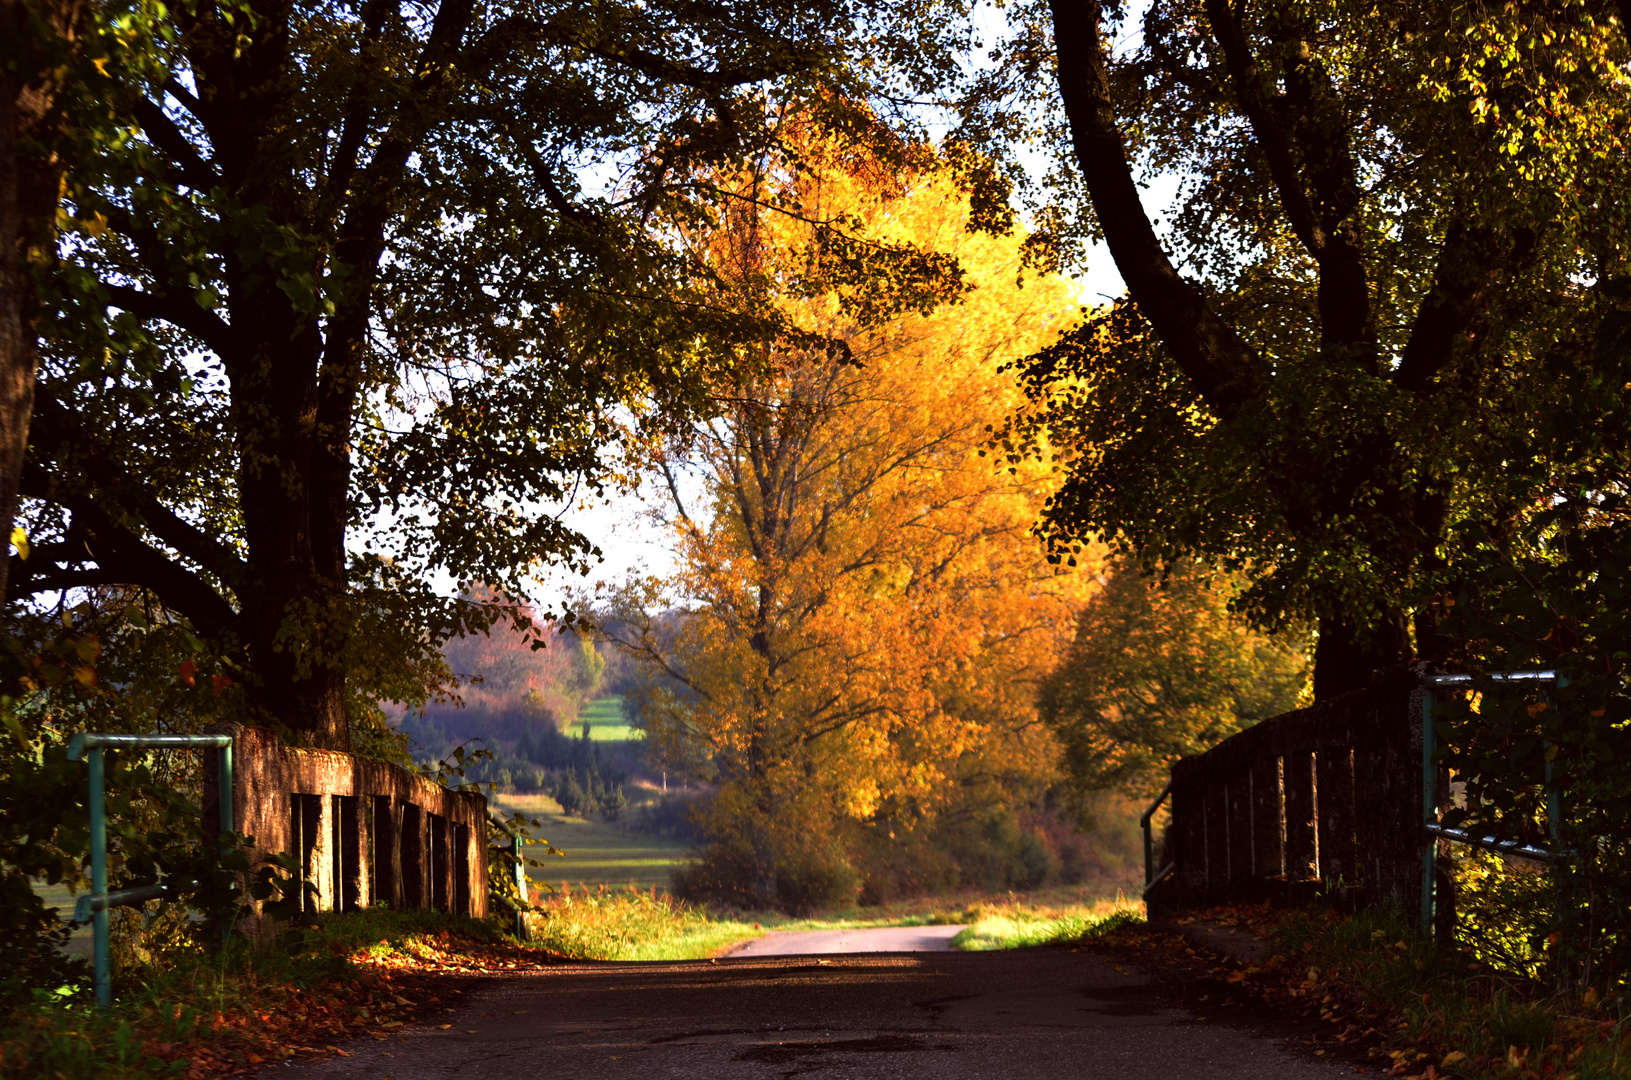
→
(608, 128, 1095, 908)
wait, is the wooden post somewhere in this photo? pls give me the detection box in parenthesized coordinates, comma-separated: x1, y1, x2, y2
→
(1168, 764, 1207, 908)
(1317, 747, 1358, 890)
(1227, 774, 1254, 895)
(1204, 779, 1230, 899)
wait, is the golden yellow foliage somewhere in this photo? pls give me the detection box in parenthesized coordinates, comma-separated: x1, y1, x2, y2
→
(608, 129, 1093, 908)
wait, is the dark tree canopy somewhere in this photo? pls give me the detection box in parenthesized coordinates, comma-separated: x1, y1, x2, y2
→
(978, 0, 1631, 698)
(14, 0, 969, 747)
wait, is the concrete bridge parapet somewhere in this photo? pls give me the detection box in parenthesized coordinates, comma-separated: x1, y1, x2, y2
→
(201, 724, 488, 926)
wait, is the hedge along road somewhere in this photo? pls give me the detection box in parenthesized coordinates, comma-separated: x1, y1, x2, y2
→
(263, 939, 1354, 1080)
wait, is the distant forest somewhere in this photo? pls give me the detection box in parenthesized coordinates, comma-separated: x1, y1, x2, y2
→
(394, 606, 640, 812)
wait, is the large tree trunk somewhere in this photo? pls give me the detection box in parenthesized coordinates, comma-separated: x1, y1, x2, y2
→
(0, 0, 84, 605)
(230, 288, 352, 750)
(1048, 0, 1437, 700)
(1313, 611, 1412, 701)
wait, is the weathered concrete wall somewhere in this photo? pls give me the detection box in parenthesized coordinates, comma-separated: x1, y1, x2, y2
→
(1148, 664, 1427, 919)
(202, 724, 487, 922)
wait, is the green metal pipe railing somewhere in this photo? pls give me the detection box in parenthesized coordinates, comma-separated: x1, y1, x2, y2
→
(65, 732, 234, 1010)
(1420, 672, 1564, 934)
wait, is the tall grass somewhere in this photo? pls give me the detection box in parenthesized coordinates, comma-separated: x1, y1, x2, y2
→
(526, 884, 761, 960)
(951, 896, 1142, 950)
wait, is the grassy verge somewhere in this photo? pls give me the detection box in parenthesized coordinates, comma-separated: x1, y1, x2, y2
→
(950, 896, 1142, 951)
(521, 883, 1146, 959)
(1179, 905, 1630, 1080)
(524, 885, 762, 961)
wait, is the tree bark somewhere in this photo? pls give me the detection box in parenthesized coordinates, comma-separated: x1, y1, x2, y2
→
(0, 0, 85, 605)
(1047, 0, 1261, 420)
(1313, 612, 1411, 701)
(1048, 0, 1429, 697)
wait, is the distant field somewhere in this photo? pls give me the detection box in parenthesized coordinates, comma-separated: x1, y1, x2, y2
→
(32, 880, 93, 957)
(494, 792, 689, 892)
(577, 695, 640, 741)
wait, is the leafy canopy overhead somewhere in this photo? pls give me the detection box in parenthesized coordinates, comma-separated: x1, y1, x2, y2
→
(15, 0, 978, 746)
(975, 0, 1631, 696)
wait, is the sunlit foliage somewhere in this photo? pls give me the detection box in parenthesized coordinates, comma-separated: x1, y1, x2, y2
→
(606, 123, 1090, 909)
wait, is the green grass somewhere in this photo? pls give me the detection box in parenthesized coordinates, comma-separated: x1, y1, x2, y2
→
(576, 695, 640, 741)
(525, 887, 762, 960)
(950, 897, 1143, 951)
(524, 885, 1146, 962)
(494, 792, 690, 891)
(1260, 906, 1631, 1080)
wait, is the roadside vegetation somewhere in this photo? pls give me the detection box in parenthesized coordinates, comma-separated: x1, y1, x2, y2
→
(1166, 904, 1631, 1080)
(523, 881, 1146, 961)
(951, 898, 1140, 952)
(0, 908, 535, 1080)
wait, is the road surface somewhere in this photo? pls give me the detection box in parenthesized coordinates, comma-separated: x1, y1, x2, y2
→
(727, 924, 965, 955)
(263, 946, 1353, 1079)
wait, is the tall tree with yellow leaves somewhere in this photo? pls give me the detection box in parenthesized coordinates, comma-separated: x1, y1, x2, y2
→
(606, 124, 1091, 909)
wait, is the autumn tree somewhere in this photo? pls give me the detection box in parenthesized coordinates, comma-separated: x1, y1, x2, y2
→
(10, 0, 973, 749)
(606, 127, 1089, 909)
(976, 0, 1631, 698)
(1039, 560, 1307, 803)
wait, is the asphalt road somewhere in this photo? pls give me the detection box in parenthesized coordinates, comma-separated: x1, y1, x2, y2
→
(262, 946, 1353, 1080)
(727, 925, 965, 956)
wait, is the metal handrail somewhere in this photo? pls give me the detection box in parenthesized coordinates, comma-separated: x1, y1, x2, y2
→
(1420, 669, 1567, 932)
(65, 732, 234, 1009)
(67, 733, 232, 755)
(1142, 862, 1175, 896)
(1141, 780, 1173, 888)
(488, 814, 531, 940)
(1423, 823, 1557, 862)
(1425, 670, 1558, 687)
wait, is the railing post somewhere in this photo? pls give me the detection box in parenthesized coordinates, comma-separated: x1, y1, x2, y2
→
(218, 742, 233, 835)
(88, 746, 110, 1010)
(1420, 687, 1437, 935)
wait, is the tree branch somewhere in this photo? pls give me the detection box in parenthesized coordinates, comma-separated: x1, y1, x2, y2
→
(12, 485, 240, 639)
(101, 283, 233, 360)
(132, 97, 220, 191)
(464, 14, 816, 91)
(28, 396, 250, 593)
(1201, 0, 1373, 359)
(1393, 220, 1524, 394)
(1048, 0, 1261, 419)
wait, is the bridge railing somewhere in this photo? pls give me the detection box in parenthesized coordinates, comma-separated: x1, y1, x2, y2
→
(1144, 665, 1431, 919)
(1145, 664, 1569, 930)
